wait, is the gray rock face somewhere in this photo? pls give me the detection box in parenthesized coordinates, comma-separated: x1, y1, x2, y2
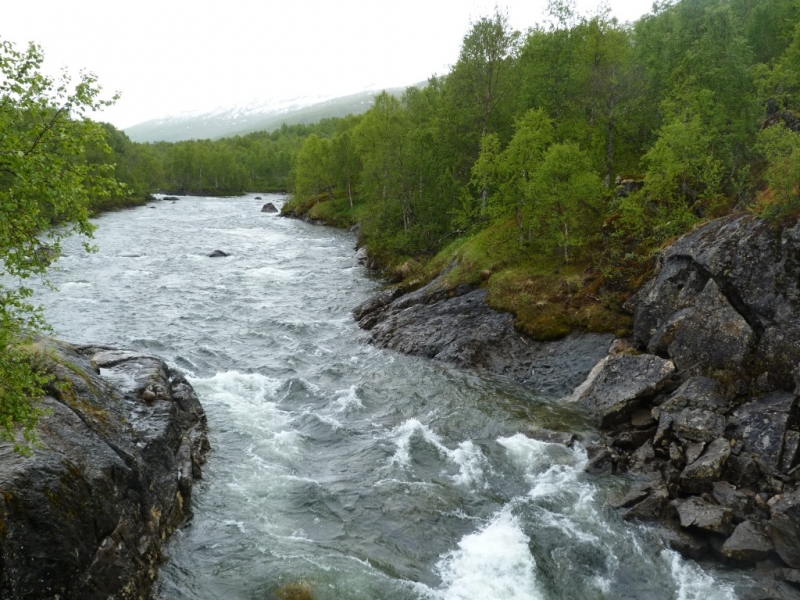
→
(566, 213, 800, 582)
(679, 437, 731, 493)
(729, 392, 799, 473)
(0, 340, 209, 599)
(768, 492, 800, 569)
(353, 280, 614, 396)
(722, 520, 774, 562)
(574, 354, 676, 428)
(261, 202, 278, 213)
(632, 214, 800, 388)
(671, 497, 734, 535)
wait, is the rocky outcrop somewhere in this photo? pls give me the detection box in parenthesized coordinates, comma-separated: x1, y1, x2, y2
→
(260, 202, 278, 213)
(578, 214, 800, 587)
(208, 249, 229, 257)
(0, 340, 209, 599)
(631, 213, 800, 389)
(353, 271, 614, 396)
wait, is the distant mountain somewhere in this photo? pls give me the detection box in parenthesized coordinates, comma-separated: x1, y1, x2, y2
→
(124, 86, 417, 143)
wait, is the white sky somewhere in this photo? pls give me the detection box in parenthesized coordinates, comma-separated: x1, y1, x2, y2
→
(3, 0, 656, 130)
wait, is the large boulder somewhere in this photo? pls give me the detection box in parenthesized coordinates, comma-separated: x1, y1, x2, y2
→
(722, 520, 774, 563)
(631, 214, 800, 388)
(768, 492, 800, 569)
(0, 340, 209, 599)
(679, 437, 732, 493)
(671, 497, 734, 535)
(729, 392, 799, 474)
(574, 353, 676, 428)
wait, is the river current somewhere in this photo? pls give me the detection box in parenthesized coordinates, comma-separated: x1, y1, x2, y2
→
(33, 194, 751, 599)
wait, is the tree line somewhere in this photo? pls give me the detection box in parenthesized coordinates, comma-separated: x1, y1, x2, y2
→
(285, 0, 800, 283)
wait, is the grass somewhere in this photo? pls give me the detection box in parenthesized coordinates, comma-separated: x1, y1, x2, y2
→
(400, 219, 633, 340)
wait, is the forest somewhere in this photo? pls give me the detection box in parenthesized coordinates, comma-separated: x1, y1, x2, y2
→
(20, 0, 800, 340)
(278, 0, 800, 338)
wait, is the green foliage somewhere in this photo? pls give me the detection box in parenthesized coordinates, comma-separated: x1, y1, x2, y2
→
(526, 142, 606, 261)
(293, 134, 334, 201)
(0, 38, 122, 445)
(754, 124, 800, 221)
(275, 0, 800, 338)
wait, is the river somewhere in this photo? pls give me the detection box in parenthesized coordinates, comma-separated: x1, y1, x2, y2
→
(33, 194, 750, 599)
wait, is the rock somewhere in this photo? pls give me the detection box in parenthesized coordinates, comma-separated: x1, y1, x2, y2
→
(623, 484, 670, 522)
(608, 480, 653, 509)
(355, 246, 369, 266)
(631, 407, 656, 429)
(666, 279, 754, 375)
(352, 287, 405, 329)
(722, 520, 774, 562)
(585, 446, 614, 475)
(652, 523, 709, 559)
(208, 249, 229, 257)
(254, 196, 262, 200)
(685, 441, 706, 465)
(628, 441, 658, 473)
(631, 214, 800, 389)
(672, 408, 727, 443)
(712, 481, 757, 522)
(575, 353, 676, 429)
(525, 429, 576, 447)
(261, 202, 278, 213)
(782, 569, 800, 586)
(0, 340, 208, 599)
(769, 512, 800, 569)
(679, 437, 732, 493)
(768, 492, 800, 568)
(162, 196, 179, 201)
(356, 280, 614, 396)
(730, 392, 798, 473)
(672, 497, 734, 535)
(653, 378, 730, 448)
(783, 431, 800, 474)
(741, 580, 800, 600)
(725, 451, 763, 488)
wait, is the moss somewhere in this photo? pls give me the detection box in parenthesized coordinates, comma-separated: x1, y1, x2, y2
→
(275, 582, 314, 600)
(390, 219, 633, 340)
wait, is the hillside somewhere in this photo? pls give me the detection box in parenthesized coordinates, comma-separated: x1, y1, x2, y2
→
(124, 86, 418, 142)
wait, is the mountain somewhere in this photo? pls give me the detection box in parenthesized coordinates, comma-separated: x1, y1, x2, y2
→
(124, 86, 416, 143)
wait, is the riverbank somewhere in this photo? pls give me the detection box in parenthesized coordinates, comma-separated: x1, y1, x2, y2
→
(0, 338, 208, 599)
(351, 209, 800, 595)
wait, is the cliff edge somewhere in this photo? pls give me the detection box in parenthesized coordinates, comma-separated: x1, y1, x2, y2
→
(0, 340, 209, 599)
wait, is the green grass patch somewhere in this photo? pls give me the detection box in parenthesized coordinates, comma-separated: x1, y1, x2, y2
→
(390, 218, 632, 340)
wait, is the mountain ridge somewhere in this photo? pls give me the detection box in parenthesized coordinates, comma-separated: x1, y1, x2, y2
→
(124, 85, 420, 142)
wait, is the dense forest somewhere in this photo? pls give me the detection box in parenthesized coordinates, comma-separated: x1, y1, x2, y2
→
(277, 0, 800, 338)
(38, 0, 800, 339)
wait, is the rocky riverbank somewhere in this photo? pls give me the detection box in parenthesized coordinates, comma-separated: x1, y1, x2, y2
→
(0, 339, 209, 599)
(573, 213, 800, 595)
(354, 212, 800, 595)
(352, 266, 614, 397)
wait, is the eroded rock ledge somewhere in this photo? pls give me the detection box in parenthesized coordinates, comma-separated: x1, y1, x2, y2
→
(353, 267, 614, 397)
(574, 214, 800, 595)
(0, 340, 209, 599)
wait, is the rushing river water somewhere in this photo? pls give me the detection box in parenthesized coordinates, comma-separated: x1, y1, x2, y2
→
(32, 194, 753, 599)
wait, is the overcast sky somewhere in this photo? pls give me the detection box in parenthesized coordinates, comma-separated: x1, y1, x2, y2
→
(4, 0, 656, 130)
